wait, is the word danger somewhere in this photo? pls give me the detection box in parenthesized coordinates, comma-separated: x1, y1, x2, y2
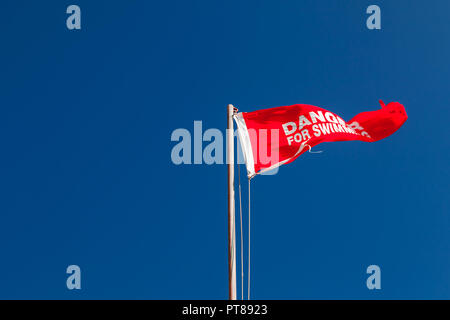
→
(281, 111, 369, 145)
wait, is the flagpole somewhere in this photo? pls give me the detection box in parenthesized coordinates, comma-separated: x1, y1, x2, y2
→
(227, 104, 237, 300)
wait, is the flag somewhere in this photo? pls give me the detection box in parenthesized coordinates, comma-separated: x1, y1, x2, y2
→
(234, 100, 407, 178)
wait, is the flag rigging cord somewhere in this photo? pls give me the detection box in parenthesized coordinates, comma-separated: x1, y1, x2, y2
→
(237, 160, 244, 300)
(247, 177, 251, 300)
(237, 149, 252, 300)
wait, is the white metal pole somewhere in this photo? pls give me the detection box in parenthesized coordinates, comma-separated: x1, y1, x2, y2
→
(227, 104, 237, 300)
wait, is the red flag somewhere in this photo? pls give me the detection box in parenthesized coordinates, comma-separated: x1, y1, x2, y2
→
(234, 100, 407, 177)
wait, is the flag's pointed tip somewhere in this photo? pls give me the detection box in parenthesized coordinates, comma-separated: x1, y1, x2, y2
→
(379, 100, 386, 108)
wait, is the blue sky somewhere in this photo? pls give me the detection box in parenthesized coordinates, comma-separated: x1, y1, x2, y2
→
(0, 0, 449, 299)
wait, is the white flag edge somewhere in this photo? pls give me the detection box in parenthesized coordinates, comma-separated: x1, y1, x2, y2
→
(233, 112, 256, 178)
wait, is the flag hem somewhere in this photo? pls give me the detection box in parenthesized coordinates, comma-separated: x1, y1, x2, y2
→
(233, 113, 256, 178)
